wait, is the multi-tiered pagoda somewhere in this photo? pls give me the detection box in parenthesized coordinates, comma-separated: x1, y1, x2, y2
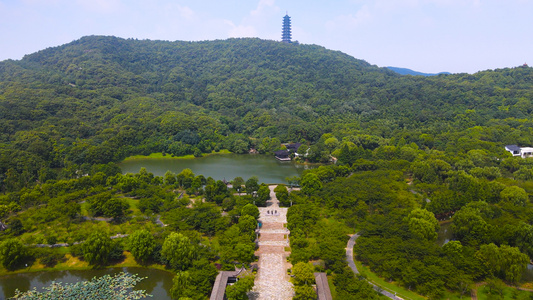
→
(281, 14, 292, 43)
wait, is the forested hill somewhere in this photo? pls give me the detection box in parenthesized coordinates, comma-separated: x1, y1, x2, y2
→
(1, 35, 533, 187)
(0, 35, 395, 112)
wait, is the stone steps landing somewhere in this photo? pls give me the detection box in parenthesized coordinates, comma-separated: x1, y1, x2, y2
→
(258, 229, 289, 234)
(259, 222, 286, 230)
(258, 240, 289, 246)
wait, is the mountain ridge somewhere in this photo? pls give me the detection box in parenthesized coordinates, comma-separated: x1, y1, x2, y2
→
(386, 66, 451, 76)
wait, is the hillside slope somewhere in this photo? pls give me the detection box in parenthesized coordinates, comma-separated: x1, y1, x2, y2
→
(1, 36, 533, 182)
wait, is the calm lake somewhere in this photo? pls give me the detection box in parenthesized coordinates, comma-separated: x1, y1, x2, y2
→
(0, 267, 174, 299)
(119, 154, 310, 184)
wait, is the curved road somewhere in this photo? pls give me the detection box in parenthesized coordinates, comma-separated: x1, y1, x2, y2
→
(346, 234, 401, 300)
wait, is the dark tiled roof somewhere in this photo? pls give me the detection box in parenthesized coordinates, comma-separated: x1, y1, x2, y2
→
(274, 150, 289, 157)
(314, 272, 333, 300)
(210, 268, 246, 300)
(505, 145, 521, 151)
(285, 143, 302, 151)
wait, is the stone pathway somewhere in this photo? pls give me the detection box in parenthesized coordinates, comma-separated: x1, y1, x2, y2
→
(251, 185, 294, 300)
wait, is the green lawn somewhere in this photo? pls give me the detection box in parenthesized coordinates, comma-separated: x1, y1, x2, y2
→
(327, 275, 337, 299)
(354, 260, 426, 300)
(440, 290, 471, 300)
(476, 285, 533, 300)
(124, 198, 141, 215)
(354, 259, 533, 300)
(123, 149, 231, 161)
(125, 153, 196, 160)
(0, 251, 169, 276)
(80, 201, 90, 217)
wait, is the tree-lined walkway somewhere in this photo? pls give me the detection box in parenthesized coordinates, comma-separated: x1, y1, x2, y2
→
(346, 234, 400, 300)
(251, 185, 294, 300)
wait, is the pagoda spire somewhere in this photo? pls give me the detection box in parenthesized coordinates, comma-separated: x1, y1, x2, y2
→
(281, 14, 292, 43)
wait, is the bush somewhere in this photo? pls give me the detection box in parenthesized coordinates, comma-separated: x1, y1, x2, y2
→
(225, 274, 254, 300)
(82, 231, 112, 266)
(36, 249, 66, 268)
(0, 239, 29, 270)
(69, 244, 85, 259)
(109, 240, 125, 263)
(151, 244, 166, 265)
(9, 219, 25, 236)
(128, 230, 155, 263)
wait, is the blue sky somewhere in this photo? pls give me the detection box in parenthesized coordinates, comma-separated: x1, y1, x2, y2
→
(0, 0, 531, 74)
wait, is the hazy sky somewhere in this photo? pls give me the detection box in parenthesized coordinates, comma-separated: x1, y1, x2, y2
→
(0, 0, 531, 74)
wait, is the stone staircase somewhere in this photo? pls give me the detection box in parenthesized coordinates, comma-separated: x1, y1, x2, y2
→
(251, 185, 294, 300)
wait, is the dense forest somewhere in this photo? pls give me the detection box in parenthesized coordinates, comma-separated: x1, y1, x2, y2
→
(2, 35, 533, 299)
(1, 36, 533, 185)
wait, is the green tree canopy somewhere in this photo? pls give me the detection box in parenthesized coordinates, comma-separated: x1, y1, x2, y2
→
(170, 271, 193, 299)
(273, 185, 289, 206)
(161, 232, 196, 270)
(293, 285, 316, 300)
(500, 186, 528, 206)
(291, 262, 315, 286)
(233, 176, 245, 190)
(87, 192, 129, 220)
(225, 274, 254, 300)
(300, 173, 322, 196)
(128, 230, 155, 263)
(245, 176, 259, 194)
(406, 208, 439, 241)
(238, 215, 258, 234)
(164, 171, 176, 185)
(477, 243, 529, 283)
(241, 203, 260, 219)
(0, 238, 27, 271)
(256, 184, 270, 206)
(82, 231, 112, 266)
(452, 206, 490, 246)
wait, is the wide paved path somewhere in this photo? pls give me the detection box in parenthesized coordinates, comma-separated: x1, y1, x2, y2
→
(251, 185, 294, 300)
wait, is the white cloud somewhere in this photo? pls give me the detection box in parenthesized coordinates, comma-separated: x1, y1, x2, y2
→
(162, 3, 195, 21)
(176, 5, 194, 20)
(373, 0, 420, 12)
(327, 0, 483, 32)
(326, 5, 373, 30)
(76, 0, 121, 13)
(370, 0, 481, 11)
(251, 0, 277, 16)
(424, 0, 482, 7)
(223, 0, 280, 39)
(228, 23, 258, 37)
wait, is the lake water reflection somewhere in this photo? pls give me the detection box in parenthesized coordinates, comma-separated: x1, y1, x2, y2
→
(436, 222, 452, 246)
(0, 267, 174, 299)
(119, 154, 310, 184)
